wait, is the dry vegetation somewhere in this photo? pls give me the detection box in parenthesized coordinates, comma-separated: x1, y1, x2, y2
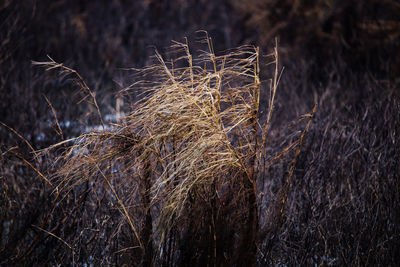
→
(29, 37, 314, 265)
(1, 0, 399, 266)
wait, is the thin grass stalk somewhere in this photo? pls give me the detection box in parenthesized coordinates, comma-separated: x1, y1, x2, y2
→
(96, 165, 143, 248)
(32, 57, 105, 127)
(277, 103, 318, 224)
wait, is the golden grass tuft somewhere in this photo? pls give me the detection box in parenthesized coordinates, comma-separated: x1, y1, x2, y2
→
(38, 35, 315, 265)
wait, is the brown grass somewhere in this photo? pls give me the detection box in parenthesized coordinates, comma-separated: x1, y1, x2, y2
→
(34, 36, 314, 265)
(1, 1, 399, 265)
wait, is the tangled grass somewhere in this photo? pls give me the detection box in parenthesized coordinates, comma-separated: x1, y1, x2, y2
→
(32, 37, 315, 265)
(2, 32, 398, 266)
(1, 1, 399, 265)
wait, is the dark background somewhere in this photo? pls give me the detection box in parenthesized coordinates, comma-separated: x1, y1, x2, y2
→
(1, 0, 399, 265)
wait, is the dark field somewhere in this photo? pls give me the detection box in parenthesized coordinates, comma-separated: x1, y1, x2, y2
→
(1, 0, 399, 266)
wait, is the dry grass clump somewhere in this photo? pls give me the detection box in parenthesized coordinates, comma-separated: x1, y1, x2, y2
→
(36, 37, 314, 265)
(1, 1, 398, 265)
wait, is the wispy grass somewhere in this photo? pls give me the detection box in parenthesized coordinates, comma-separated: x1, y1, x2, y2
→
(1, 1, 399, 265)
(35, 36, 315, 265)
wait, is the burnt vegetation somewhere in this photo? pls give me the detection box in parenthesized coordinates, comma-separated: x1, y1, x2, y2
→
(1, 0, 399, 266)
